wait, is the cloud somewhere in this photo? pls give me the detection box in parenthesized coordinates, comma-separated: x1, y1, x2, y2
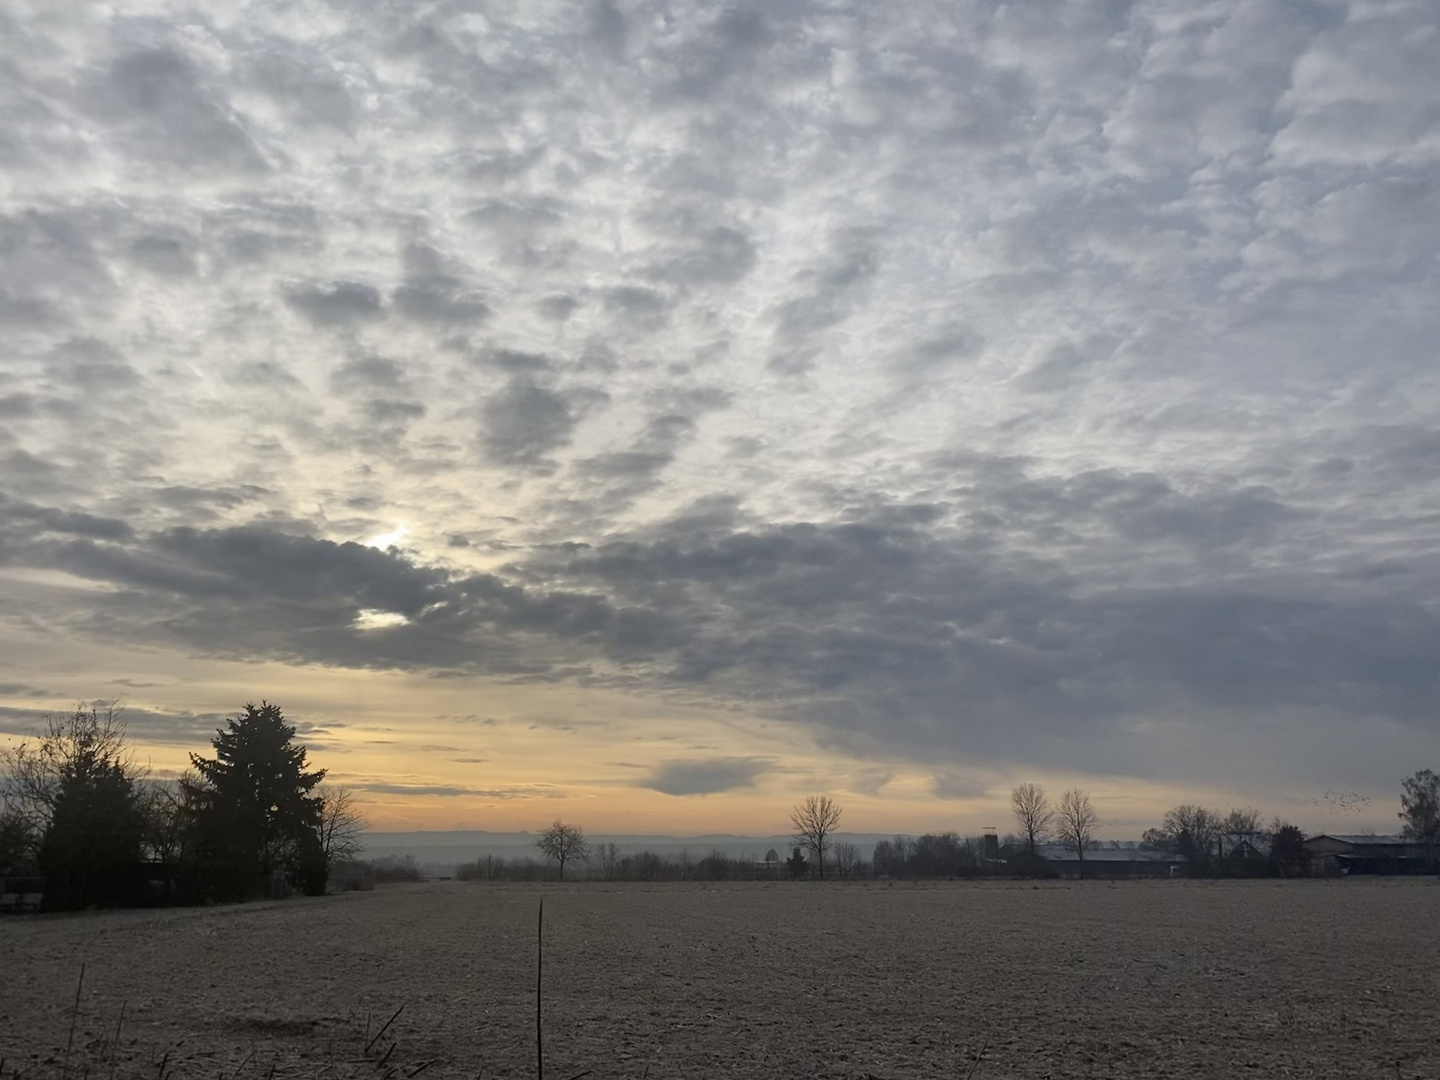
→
(244, 52, 358, 133)
(930, 772, 989, 801)
(0, 493, 133, 541)
(85, 48, 268, 174)
(768, 228, 882, 374)
(654, 226, 757, 287)
(128, 232, 198, 278)
(481, 380, 595, 468)
(0, 703, 226, 747)
(643, 758, 770, 796)
(284, 281, 384, 327)
(350, 781, 559, 799)
(0, 468, 1404, 789)
(2, 0, 1439, 810)
(330, 355, 408, 394)
(46, 338, 140, 393)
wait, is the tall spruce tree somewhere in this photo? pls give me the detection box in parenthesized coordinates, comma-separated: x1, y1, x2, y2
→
(187, 702, 327, 898)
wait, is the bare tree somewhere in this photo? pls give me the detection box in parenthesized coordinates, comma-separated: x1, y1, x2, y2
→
(1055, 789, 1099, 877)
(1399, 769, 1440, 870)
(594, 840, 620, 881)
(790, 794, 843, 878)
(1011, 783, 1054, 858)
(535, 820, 591, 880)
(317, 785, 367, 873)
(832, 841, 861, 879)
(2, 702, 140, 833)
(1145, 804, 1223, 874)
(1220, 807, 1264, 863)
(139, 777, 198, 885)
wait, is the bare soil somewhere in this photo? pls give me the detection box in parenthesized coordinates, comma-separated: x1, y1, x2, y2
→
(2, 878, 1437, 1079)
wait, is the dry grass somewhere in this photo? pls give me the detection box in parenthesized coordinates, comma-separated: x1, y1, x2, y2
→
(2, 878, 1437, 1078)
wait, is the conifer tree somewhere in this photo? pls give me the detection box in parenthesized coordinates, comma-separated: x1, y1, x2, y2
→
(187, 702, 326, 898)
(1, 704, 147, 908)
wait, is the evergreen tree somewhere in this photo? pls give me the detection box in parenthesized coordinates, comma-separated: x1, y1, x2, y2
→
(0, 806, 36, 876)
(187, 702, 326, 899)
(41, 749, 147, 908)
(1, 704, 147, 909)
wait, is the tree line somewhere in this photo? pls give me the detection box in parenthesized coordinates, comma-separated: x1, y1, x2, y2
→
(0, 701, 364, 910)
(6, 702, 1437, 903)
(494, 777, 1439, 883)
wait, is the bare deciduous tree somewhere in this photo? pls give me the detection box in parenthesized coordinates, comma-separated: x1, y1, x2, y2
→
(832, 841, 861, 879)
(139, 776, 197, 883)
(1220, 807, 1264, 861)
(1145, 804, 1223, 874)
(1011, 783, 1053, 858)
(1399, 769, 1440, 870)
(594, 840, 620, 881)
(2, 702, 140, 834)
(535, 820, 590, 880)
(790, 794, 842, 878)
(1055, 789, 1099, 877)
(317, 784, 367, 873)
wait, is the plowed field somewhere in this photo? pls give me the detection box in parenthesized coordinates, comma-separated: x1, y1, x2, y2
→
(3, 878, 1437, 1078)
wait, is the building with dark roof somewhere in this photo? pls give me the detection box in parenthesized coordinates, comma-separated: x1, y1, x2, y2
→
(1029, 843, 1184, 879)
(1302, 834, 1433, 876)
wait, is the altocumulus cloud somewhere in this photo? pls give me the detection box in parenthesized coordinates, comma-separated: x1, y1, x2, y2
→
(351, 782, 562, 800)
(643, 758, 772, 797)
(0, 0, 1437, 802)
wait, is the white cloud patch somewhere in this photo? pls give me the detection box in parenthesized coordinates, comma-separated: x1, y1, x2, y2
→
(354, 609, 410, 631)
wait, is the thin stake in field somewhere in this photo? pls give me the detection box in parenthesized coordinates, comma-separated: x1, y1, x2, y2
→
(62, 963, 85, 1080)
(365, 1004, 406, 1055)
(106, 1000, 127, 1080)
(536, 897, 544, 1080)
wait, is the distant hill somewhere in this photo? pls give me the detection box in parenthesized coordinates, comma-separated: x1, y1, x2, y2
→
(358, 830, 901, 875)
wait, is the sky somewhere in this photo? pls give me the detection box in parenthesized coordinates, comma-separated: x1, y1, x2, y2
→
(1, 0, 1437, 837)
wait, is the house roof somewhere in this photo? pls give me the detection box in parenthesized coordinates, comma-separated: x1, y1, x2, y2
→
(1035, 844, 1178, 863)
(1305, 834, 1413, 846)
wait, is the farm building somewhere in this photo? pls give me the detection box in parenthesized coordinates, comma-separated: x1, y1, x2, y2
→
(1030, 844, 1184, 879)
(1302, 834, 1433, 876)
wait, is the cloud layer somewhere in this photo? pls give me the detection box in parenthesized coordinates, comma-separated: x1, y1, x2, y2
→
(2, 0, 1438, 812)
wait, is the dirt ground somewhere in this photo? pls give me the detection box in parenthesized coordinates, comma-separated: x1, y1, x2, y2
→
(2, 878, 1438, 1079)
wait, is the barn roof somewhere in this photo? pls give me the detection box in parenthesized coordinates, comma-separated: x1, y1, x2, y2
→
(1305, 834, 1413, 846)
(1035, 844, 1178, 863)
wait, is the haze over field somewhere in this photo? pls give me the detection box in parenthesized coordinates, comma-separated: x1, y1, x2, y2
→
(1, 1, 1437, 835)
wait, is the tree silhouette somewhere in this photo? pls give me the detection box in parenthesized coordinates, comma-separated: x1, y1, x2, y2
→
(593, 841, 620, 880)
(187, 702, 326, 899)
(316, 784, 366, 876)
(1055, 789, 1099, 877)
(0, 806, 35, 876)
(1269, 820, 1306, 877)
(1399, 769, 1440, 869)
(535, 820, 590, 880)
(1011, 783, 1053, 858)
(1144, 804, 1222, 874)
(790, 794, 842, 879)
(1, 703, 147, 909)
